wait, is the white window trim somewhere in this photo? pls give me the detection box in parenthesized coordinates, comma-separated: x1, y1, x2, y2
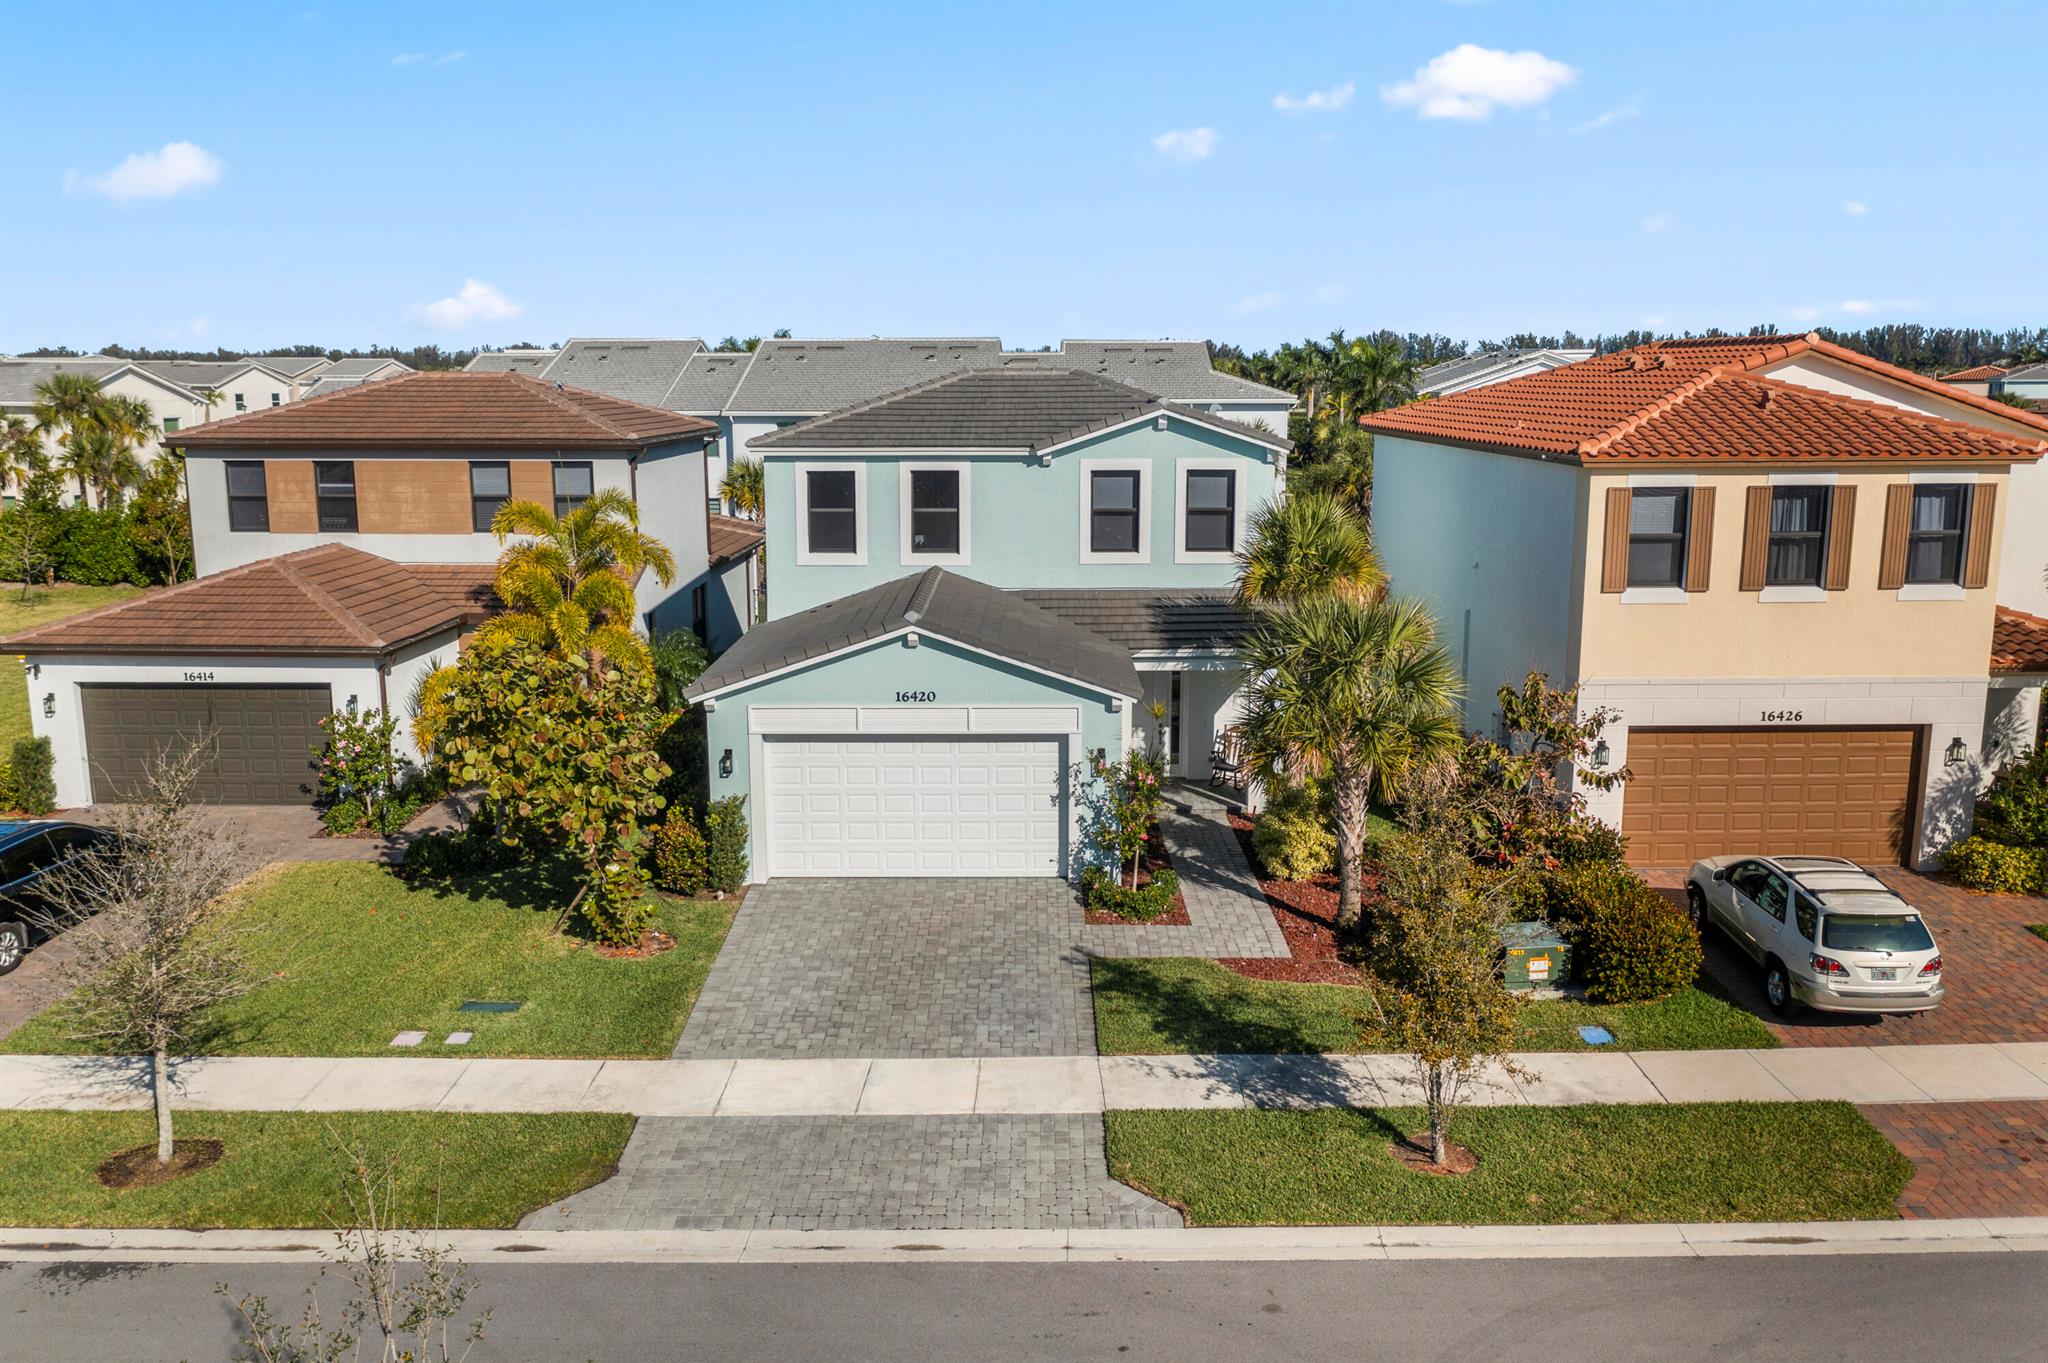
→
(1079, 458, 1150, 565)
(1620, 587, 1691, 605)
(1174, 458, 1247, 565)
(794, 462, 867, 566)
(1896, 582, 1967, 602)
(1759, 585, 1830, 604)
(898, 461, 972, 566)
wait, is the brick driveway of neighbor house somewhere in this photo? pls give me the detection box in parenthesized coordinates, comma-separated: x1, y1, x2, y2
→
(1860, 1101, 2048, 1219)
(1643, 867, 2048, 1048)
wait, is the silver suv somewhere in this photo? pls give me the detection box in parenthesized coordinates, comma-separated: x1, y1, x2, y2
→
(1686, 854, 1944, 1016)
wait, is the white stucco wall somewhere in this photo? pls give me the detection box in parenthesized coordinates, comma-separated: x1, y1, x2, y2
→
(1205, 401, 1292, 435)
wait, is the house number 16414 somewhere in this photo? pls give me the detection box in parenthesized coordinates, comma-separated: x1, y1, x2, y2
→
(895, 690, 937, 704)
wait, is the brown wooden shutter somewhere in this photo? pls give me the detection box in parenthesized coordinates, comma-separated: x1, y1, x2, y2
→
(1823, 484, 1856, 591)
(1739, 485, 1772, 592)
(1877, 483, 1912, 590)
(1963, 482, 1998, 589)
(1684, 486, 1715, 592)
(1600, 486, 1632, 593)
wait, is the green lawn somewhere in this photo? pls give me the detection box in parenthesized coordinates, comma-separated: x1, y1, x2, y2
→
(1090, 957, 1777, 1055)
(0, 1110, 631, 1228)
(2030, 924, 2048, 945)
(2, 861, 736, 1058)
(1106, 1102, 1910, 1226)
(0, 584, 148, 758)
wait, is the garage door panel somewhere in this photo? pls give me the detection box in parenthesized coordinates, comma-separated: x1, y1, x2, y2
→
(1623, 726, 1918, 867)
(766, 735, 1062, 878)
(82, 684, 330, 805)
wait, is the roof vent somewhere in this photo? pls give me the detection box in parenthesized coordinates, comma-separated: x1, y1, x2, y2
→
(1758, 388, 1774, 410)
(1618, 356, 1638, 371)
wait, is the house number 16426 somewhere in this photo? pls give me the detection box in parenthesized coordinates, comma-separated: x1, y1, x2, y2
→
(895, 690, 937, 703)
(1758, 709, 1803, 723)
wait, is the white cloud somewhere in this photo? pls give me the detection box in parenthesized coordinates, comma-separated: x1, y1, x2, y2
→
(1381, 44, 1577, 120)
(1273, 81, 1356, 114)
(414, 279, 522, 330)
(70, 141, 223, 202)
(1151, 127, 1217, 164)
(434, 50, 465, 65)
(1315, 281, 1348, 304)
(1842, 199, 1869, 215)
(1839, 299, 1877, 315)
(1640, 211, 1675, 234)
(1572, 93, 1642, 134)
(174, 314, 212, 339)
(1791, 297, 1918, 322)
(1233, 290, 1285, 313)
(391, 52, 424, 65)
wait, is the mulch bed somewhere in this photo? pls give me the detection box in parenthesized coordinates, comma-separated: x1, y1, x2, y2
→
(593, 928, 676, 960)
(1084, 842, 1190, 925)
(97, 1139, 225, 1189)
(1389, 1135, 1479, 1177)
(1218, 812, 1368, 985)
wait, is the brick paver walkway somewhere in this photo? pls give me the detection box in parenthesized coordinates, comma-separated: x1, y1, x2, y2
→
(524, 1115, 1180, 1231)
(1644, 867, 2048, 1048)
(1078, 782, 1290, 959)
(1860, 1101, 2048, 1219)
(675, 879, 1096, 1059)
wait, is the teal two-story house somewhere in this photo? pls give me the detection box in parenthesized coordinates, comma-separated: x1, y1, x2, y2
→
(683, 366, 1290, 882)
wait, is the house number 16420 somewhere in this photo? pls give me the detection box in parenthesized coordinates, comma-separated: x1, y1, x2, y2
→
(895, 690, 937, 703)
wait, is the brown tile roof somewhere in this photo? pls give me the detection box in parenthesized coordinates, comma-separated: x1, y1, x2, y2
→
(170, 371, 717, 451)
(2, 547, 495, 656)
(1360, 333, 2048, 465)
(1940, 364, 2011, 383)
(1992, 607, 2048, 674)
(707, 514, 765, 567)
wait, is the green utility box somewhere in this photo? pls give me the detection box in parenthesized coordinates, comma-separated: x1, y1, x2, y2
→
(1500, 922, 1570, 991)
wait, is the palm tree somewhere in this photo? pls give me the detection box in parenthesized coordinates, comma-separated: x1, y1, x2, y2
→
(1235, 492, 1383, 607)
(1349, 339, 1420, 415)
(1237, 596, 1464, 928)
(30, 372, 105, 503)
(477, 489, 677, 675)
(194, 388, 225, 423)
(720, 458, 764, 519)
(0, 416, 43, 503)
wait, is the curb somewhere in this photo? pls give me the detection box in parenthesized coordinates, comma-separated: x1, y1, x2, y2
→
(2, 1218, 2045, 1265)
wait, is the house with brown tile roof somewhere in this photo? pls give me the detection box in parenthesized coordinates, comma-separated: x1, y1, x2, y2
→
(1360, 334, 2048, 871)
(1938, 363, 2011, 398)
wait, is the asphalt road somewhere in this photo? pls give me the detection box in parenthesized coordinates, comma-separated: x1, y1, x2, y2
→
(7, 1252, 2047, 1362)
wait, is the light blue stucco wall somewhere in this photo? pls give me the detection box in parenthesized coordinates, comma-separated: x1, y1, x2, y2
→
(762, 417, 1281, 617)
(702, 632, 1130, 879)
(1998, 379, 2048, 401)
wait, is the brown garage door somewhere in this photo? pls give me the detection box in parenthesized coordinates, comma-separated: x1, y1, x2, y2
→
(82, 684, 331, 805)
(1622, 726, 1922, 868)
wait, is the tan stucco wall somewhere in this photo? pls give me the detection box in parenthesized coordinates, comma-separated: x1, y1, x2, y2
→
(1575, 465, 2007, 681)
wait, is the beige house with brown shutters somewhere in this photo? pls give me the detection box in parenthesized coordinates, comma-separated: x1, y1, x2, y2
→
(1364, 334, 2048, 870)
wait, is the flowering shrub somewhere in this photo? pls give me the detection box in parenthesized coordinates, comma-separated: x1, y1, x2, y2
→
(1074, 751, 1165, 888)
(313, 708, 409, 834)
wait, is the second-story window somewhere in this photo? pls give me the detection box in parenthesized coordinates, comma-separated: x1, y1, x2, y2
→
(1627, 487, 1690, 588)
(470, 461, 510, 533)
(314, 461, 357, 533)
(1765, 486, 1828, 587)
(225, 461, 268, 532)
(1090, 470, 1141, 553)
(553, 461, 593, 517)
(1906, 485, 1967, 584)
(162, 417, 181, 433)
(234, 393, 246, 411)
(806, 469, 859, 554)
(1183, 469, 1237, 552)
(909, 469, 961, 554)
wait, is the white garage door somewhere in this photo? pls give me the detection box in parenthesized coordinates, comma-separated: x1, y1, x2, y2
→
(763, 737, 1063, 877)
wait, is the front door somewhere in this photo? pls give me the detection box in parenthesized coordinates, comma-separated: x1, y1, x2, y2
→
(1137, 672, 1182, 774)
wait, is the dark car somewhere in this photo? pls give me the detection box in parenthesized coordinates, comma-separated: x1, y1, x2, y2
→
(0, 821, 115, 976)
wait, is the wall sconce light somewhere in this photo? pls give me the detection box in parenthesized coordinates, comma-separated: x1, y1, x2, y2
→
(345, 694, 359, 716)
(1592, 739, 1611, 769)
(41, 693, 55, 718)
(1944, 736, 1969, 768)
(718, 749, 734, 779)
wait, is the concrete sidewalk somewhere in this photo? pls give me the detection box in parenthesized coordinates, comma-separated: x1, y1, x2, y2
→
(7, 1042, 2048, 1115)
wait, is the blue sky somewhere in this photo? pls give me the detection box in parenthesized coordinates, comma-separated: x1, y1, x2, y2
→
(4, 0, 2042, 353)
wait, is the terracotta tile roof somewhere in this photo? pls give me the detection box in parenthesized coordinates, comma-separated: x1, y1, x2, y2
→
(2, 547, 494, 656)
(170, 371, 717, 451)
(1940, 364, 2012, 383)
(706, 514, 765, 567)
(1360, 333, 2048, 465)
(1992, 607, 2048, 674)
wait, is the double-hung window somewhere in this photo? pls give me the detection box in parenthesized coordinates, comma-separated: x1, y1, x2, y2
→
(225, 461, 269, 532)
(233, 393, 246, 412)
(1184, 470, 1237, 553)
(1626, 487, 1690, 588)
(1905, 485, 1967, 585)
(805, 469, 859, 555)
(908, 469, 961, 555)
(469, 461, 510, 533)
(314, 461, 357, 533)
(552, 461, 593, 517)
(1765, 486, 1828, 587)
(1090, 470, 1141, 554)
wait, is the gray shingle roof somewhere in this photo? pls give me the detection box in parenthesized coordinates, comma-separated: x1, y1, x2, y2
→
(136, 359, 289, 389)
(537, 339, 705, 405)
(725, 338, 1002, 413)
(243, 355, 333, 379)
(466, 350, 560, 375)
(320, 358, 414, 380)
(1036, 341, 1292, 402)
(663, 349, 756, 412)
(0, 358, 125, 404)
(1015, 589, 1252, 653)
(1420, 348, 1593, 393)
(751, 366, 1291, 454)
(2003, 363, 2048, 383)
(686, 567, 1141, 701)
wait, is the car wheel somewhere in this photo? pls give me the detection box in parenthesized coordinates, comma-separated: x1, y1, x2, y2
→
(1763, 959, 1794, 1016)
(1685, 885, 1710, 936)
(0, 922, 24, 977)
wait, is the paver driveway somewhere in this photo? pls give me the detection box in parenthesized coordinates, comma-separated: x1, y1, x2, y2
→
(674, 878, 1096, 1059)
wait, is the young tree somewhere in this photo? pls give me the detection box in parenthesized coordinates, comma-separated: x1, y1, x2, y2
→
(129, 453, 194, 584)
(28, 737, 258, 1164)
(478, 489, 676, 676)
(1237, 596, 1464, 928)
(1367, 766, 1523, 1168)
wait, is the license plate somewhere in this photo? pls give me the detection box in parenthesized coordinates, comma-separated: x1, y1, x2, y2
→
(1869, 967, 1900, 981)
